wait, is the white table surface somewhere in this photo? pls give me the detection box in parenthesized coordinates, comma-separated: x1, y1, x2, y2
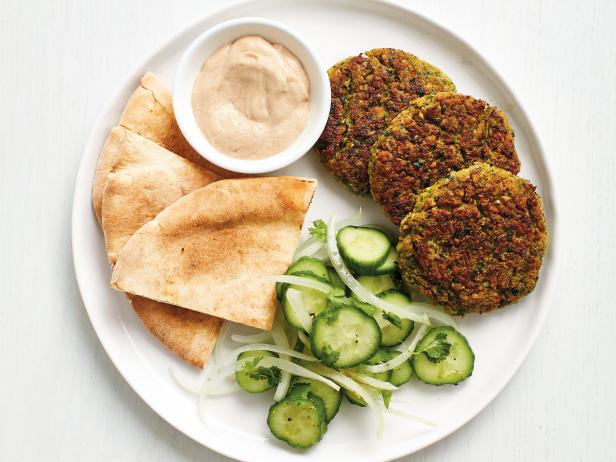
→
(1, 0, 614, 460)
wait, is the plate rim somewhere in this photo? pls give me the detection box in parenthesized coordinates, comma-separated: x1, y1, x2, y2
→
(71, 0, 561, 460)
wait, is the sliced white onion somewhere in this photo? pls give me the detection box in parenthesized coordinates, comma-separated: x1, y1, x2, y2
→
(293, 239, 324, 260)
(347, 372, 398, 391)
(268, 275, 332, 293)
(255, 357, 340, 391)
(310, 246, 331, 261)
(200, 381, 243, 396)
(360, 324, 428, 374)
(230, 332, 272, 344)
(297, 330, 311, 351)
(305, 363, 384, 439)
(217, 343, 316, 367)
(271, 321, 292, 401)
(285, 288, 313, 333)
(214, 321, 231, 366)
(385, 406, 437, 427)
(170, 368, 202, 394)
(326, 216, 455, 327)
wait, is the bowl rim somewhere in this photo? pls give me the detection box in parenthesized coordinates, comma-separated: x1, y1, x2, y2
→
(172, 16, 331, 174)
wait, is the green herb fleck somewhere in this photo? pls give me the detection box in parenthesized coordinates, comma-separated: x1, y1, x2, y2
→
(247, 366, 281, 386)
(320, 344, 340, 366)
(308, 219, 328, 242)
(416, 332, 451, 363)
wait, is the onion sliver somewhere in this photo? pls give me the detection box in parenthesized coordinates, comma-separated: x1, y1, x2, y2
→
(386, 406, 437, 427)
(360, 324, 428, 374)
(271, 321, 292, 401)
(230, 332, 272, 344)
(218, 343, 317, 368)
(293, 239, 324, 260)
(305, 363, 384, 438)
(268, 275, 331, 293)
(297, 330, 311, 351)
(257, 357, 340, 391)
(170, 368, 202, 394)
(285, 288, 313, 333)
(326, 216, 455, 327)
(347, 372, 398, 391)
(200, 381, 243, 396)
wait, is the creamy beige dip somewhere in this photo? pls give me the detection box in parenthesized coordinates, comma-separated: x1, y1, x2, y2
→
(191, 35, 310, 160)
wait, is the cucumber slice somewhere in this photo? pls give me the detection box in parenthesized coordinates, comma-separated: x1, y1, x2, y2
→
(235, 350, 279, 393)
(282, 274, 332, 331)
(371, 247, 398, 275)
(276, 257, 330, 300)
(389, 357, 413, 386)
(290, 376, 342, 422)
(377, 290, 414, 346)
(326, 266, 346, 290)
(345, 349, 393, 406)
(374, 348, 413, 386)
(267, 383, 327, 448)
(336, 226, 392, 273)
(412, 326, 475, 385)
(311, 306, 381, 368)
(355, 274, 397, 296)
(288, 257, 330, 282)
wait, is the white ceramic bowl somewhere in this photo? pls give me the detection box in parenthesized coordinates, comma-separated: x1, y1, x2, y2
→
(173, 17, 331, 174)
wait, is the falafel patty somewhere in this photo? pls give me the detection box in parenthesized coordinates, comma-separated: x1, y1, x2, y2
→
(370, 92, 521, 225)
(315, 49, 456, 196)
(397, 163, 547, 315)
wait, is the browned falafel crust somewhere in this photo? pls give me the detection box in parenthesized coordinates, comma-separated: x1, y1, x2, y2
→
(315, 49, 456, 196)
(397, 163, 547, 315)
(370, 92, 521, 225)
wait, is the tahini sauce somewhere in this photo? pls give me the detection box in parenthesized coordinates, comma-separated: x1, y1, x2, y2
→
(191, 36, 310, 159)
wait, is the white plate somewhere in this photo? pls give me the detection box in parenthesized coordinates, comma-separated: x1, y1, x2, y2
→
(72, 1, 559, 461)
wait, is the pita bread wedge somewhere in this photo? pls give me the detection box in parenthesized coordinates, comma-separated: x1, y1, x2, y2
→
(128, 295, 223, 368)
(96, 128, 222, 367)
(119, 71, 242, 178)
(100, 131, 219, 265)
(93, 72, 243, 224)
(111, 177, 317, 330)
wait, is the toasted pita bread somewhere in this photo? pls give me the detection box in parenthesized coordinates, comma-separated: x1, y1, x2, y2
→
(100, 131, 219, 265)
(93, 72, 243, 224)
(96, 128, 222, 367)
(111, 177, 317, 330)
(129, 295, 223, 368)
(119, 72, 241, 178)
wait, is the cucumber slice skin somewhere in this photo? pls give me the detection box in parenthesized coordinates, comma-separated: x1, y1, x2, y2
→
(290, 376, 342, 423)
(343, 368, 392, 407)
(354, 274, 397, 296)
(288, 257, 330, 282)
(344, 388, 367, 407)
(235, 350, 278, 393)
(375, 348, 413, 386)
(412, 326, 475, 386)
(345, 348, 394, 407)
(282, 273, 332, 330)
(336, 226, 392, 273)
(311, 306, 382, 369)
(326, 266, 346, 290)
(276, 257, 331, 300)
(389, 359, 413, 386)
(267, 393, 327, 448)
(371, 247, 399, 275)
(377, 290, 415, 346)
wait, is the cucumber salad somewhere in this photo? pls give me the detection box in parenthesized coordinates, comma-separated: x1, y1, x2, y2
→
(173, 212, 475, 449)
